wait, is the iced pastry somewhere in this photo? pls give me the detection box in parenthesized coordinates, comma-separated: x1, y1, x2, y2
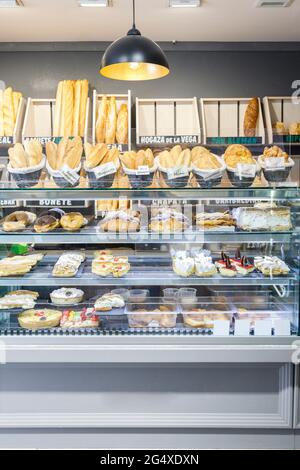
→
(0, 290, 39, 309)
(94, 293, 125, 311)
(60, 308, 99, 328)
(196, 211, 235, 231)
(18, 309, 62, 330)
(233, 203, 292, 232)
(254, 256, 290, 276)
(52, 252, 85, 277)
(50, 288, 84, 305)
(173, 255, 195, 277)
(194, 253, 217, 277)
(34, 215, 60, 233)
(216, 256, 237, 277)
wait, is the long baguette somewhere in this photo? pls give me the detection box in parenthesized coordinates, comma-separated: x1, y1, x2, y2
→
(53, 81, 63, 137)
(13, 91, 22, 121)
(116, 104, 128, 144)
(79, 79, 89, 137)
(3, 87, 15, 136)
(105, 96, 117, 144)
(96, 95, 107, 144)
(0, 90, 4, 137)
(63, 80, 74, 137)
(72, 80, 81, 137)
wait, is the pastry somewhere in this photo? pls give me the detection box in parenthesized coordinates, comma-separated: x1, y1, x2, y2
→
(192, 147, 222, 170)
(196, 211, 235, 231)
(53, 79, 89, 138)
(216, 255, 237, 277)
(45, 208, 66, 221)
(183, 309, 230, 329)
(60, 308, 99, 329)
(18, 309, 62, 330)
(94, 249, 112, 257)
(34, 215, 60, 233)
(224, 144, 255, 168)
(127, 306, 176, 329)
(92, 262, 112, 277)
(112, 256, 128, 264)
(150, 208, 190, 233)
(233, 203, 292, 231)
(50, 288, 84, 306)
(116, 104, 128, 144)
(231, 253, 255, 276)
(254, 256, 290, 276)
(194, 253, 217, 277)
(274, 122, 287, 135)
(262, 146, 289, 162)
(244, 97, 259, 137)
(0, 253, 43, 277)
(2, 211, 36, 232)
(112, 263, 131, 278)
(60, 212, 86, 232)
(0, 290, 39, 310)
(94, 293, 125, 311)
(105, 96, 117, 144)
(173, 256, 195, 277)
(52, 252, 85, 277)
(98, 210, 140, 233)
(289, 122, 300, 135)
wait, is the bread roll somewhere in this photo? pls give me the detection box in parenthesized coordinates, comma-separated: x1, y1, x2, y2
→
(105, 96, 117, 144)
(46, 141, 58, 170)
(53, 81, 63, 137)
(96, 96, 108, 144)
(79, 79, 89, 137)
(244, 97, 259, 137)
(0, 90, 4, 137)
(116, 104, 128, 144)
(3, 87, 15, 136)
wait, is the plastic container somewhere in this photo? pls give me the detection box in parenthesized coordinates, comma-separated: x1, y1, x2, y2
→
(125, 298, 178, 329)
(7, 156, 45, 189)
(110, 288, 130, 300)
(163, 288, 179, 302)
(258, 155, 294, 183)
(191, 154, 226, 188)
(182, 302, 232, 329)
(178, 288, 197, 308)
(128, 289, 150, 303)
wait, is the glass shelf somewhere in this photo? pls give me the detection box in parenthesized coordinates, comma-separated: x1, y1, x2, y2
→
(0, 186, 299, 201)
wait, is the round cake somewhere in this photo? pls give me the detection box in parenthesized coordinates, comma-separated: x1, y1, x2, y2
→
(50, 288, 84, 305)
(18, 309, 62, 330)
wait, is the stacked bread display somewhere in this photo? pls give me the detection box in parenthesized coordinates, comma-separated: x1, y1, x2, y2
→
(8, 140, 43, 169)
(96, 95, 128, 145)
(53, 80, 89, 138)
(46, 137, 83, 171)
(0, 86, 22, 137)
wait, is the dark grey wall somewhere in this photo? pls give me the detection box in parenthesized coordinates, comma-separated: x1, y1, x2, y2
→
(0, 43, 299, 99)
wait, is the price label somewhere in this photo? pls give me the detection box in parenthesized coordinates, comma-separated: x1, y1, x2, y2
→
(213, 320, 230, 336)
(59, 165, 80, 185)
(264, 157, 286, 171)
(236, 163, 256, 178)
(0, 200, 17, 207)
(93, 162, 117, 179)
(234, 320, 251, 337)
(139, 135, 199, 146)
(167, 166, 189, 180)
(0, 136, 13, 145)
(136, 165, 150, 175)
(273, 319, 291, 336)
(254, 319, 272, 336)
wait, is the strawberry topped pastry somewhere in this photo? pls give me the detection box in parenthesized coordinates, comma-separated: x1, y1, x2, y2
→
(60, 308, 99, 328)
(233, 256, 255, 276)
(218, 257, 237, 277)
(215, 251, 229, 269)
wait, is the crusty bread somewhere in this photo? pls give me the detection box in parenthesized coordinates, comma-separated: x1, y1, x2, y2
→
(96, 95, 108, 144)
(53, 81, 63, 137)
(0, 90, 4, 137)
(244, 97, 259, 137)
(3, 87, 15, 136)
(79, 79, 89, 137)
(116, 104, 128, 144)
(105, 96, 117, 144)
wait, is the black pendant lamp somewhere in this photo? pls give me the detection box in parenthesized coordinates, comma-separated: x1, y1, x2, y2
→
(100, 0, 170, 81)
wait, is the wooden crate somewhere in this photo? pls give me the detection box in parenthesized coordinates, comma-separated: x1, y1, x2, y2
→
(136, 97, 201, 147)
(200, 98, 265, 146)
(92, 90, 131, 151)
(0, 97, 26, 146)
(263, 96, 300, 145)
(22, 97, 90, 146)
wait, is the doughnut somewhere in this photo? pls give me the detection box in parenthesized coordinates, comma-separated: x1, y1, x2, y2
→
(2, 211, 36, 232)
(60, 212, 85, 232)
(34, 215, 60, 233)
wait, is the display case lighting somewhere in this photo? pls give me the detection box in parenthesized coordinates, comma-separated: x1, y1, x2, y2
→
(169, 0, 200, 7)
(78, 0, 109, 7)
(0, 0, 23, 7)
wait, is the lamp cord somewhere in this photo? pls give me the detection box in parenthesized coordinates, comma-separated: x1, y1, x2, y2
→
(132, 0, 136, 29)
